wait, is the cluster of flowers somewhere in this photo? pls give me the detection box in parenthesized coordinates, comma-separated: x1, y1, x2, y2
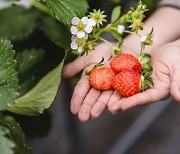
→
(70, 1, 153, 55)
(70, 9, 126, 53)
(70, 10, 105, 53)
(70, 16, 96, 53)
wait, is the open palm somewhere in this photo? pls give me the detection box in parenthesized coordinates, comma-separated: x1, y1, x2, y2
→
(108, 41, 180, 114)
(63, 40, 180, 121)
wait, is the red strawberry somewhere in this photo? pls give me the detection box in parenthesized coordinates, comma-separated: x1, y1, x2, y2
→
(89, 67, 116, 90)
(112, 71, 141, 97)
(110, 54, 142, 73)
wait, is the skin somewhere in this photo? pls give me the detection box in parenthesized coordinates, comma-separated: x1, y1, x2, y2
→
(62, 7, 180, 122)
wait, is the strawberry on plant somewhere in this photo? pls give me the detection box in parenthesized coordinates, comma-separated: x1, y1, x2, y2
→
(89, 67, 116, 90)
(112, 71, 141, 97)
(110, 54, 142, 73)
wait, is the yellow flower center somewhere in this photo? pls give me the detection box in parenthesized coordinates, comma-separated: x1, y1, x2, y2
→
(94, 12, 101, 22)
(76, 38, 86, 47)
(76, 21, 85, 31)
(133, 20, 142, 28)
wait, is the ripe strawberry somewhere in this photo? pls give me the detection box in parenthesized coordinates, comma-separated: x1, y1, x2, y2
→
(112, 71, 141, 97)
(89, 67, 116, 90)
(110, 54, 142, 73)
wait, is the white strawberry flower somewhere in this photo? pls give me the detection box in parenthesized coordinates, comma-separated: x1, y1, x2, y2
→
(70, 17, 96, 38)
(117, 25, 125, 34)
(140, 35, 147, 42)
(70, 35, 88, 53)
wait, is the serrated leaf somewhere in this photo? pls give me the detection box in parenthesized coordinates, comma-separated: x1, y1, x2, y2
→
(111, 6, 121, 23)
(3, 116, 32, 154)
(16, 49, 45, 81)
(0, 39, 19, 110)
(16, 49, 45, 96)
(0, 125, 15, 154)
(8, 58, 65, 115)
(43, 0, 89, 26)
(0, 6, 39, 40)
(39, 16, 70, 49)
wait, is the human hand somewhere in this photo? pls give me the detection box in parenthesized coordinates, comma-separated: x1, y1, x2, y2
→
(108, 39, 180, 114)
(62, 43, 117, 121)
(63, 40, 140, 121)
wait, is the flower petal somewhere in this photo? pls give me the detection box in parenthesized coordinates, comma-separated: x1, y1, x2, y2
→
(84, 34, 88, 40)
(117, 25, 125, 34)
(88, 18, 96, 26)
(78, 46, 83, 52)
(85, 25, 93, 33)
(71, 42, 78, 50)
(141, 36, 147, 42)
(77, 31, 85, 38)
(70, 26, 78, 35)
(71, 35, 78, 42)
(71, 17, 80, 25)
(81, 17, 89, 24)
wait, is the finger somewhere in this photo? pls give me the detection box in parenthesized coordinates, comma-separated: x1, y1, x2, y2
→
(170, 72, 180, 102)
(91, 90, 114, 118)
(107, 90, 122, 114)
(108, 90, 122, 107)
(62, 55, 89, 78)
(70, 75, 91, 115)
(120, 88, 169, 111)
(78, 88, 101, 122)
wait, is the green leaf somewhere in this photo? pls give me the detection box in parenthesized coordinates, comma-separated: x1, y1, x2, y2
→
(111, 31, 123, 46)
(39, 16, 70, 49)
(0, 39, 19, 110)
(16, 49, 45, 96)
(0, 125, 15, 154)
(3, 116, 32, 154)
(8, 58, 65, 115)
(43, 0, 89, 26)
(0, 6, 39, 40)
(16, 49, 45, 81)
(111, 6, 121, 23)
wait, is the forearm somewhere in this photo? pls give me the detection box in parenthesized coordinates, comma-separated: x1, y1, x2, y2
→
(123, 6, 180, 54)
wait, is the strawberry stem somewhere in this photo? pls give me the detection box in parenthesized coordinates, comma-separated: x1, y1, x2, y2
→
(99, 37, 114, 49)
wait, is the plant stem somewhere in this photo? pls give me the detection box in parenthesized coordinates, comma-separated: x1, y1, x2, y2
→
(32, 0, 51, 15)
(95, 24, 112, 38)
(99, 37, 114, 49)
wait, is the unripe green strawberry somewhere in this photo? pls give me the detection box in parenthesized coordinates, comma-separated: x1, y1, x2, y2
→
(89, 67, 116, 90)
(110, 54, 142, 73)
(112, 71, 141, 97)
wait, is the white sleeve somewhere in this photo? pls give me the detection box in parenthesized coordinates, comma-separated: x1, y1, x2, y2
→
(158, 0, 180, 9)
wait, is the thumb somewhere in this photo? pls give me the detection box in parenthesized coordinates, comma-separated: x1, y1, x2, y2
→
(170, 70, 180, 102)
(62, 55, 89, 78)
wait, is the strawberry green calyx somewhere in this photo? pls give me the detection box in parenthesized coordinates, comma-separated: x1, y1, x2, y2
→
(138, 52, 154, 91)
(139, 53, 151, 64)
(141, 75, 154, 91)
(142, 63, 153, 73)
(85, 57, 104, 75)
(139, 53, 153, 73)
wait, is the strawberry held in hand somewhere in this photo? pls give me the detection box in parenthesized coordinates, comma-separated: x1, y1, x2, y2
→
(110, 54, 142, 73)
(112, 71, 141, 97)
(111, 53, 154, 97)
(89, 67, 116, 90)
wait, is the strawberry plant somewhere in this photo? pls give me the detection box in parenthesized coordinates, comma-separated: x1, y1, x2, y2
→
(0, 0, 154, 153)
